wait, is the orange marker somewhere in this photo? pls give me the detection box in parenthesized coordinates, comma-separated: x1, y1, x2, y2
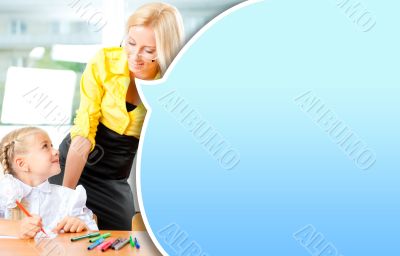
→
(15, 200, 47, 235)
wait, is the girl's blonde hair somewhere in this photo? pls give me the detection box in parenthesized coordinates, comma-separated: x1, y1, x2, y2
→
(126, 2, 184, 76)
(0, 127, 43, 175)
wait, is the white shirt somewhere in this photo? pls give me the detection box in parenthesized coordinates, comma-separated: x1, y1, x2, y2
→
(0, 174, 98, 232)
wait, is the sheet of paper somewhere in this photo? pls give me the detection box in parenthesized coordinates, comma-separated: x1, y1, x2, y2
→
(0, 235, 18, 239)
(34, 230, 58, 241)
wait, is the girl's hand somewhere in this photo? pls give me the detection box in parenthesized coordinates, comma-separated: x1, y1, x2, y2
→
(18, 215, 42, 239)
(52, 216, 87, 233)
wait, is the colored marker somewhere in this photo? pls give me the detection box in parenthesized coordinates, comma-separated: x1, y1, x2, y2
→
(71, 232, 100, 242)
(89, 232, 111, 243)
(129, 235, 136, 247)
(15, 200, 47, 235)
(88, 237, 104, 250)
(114, 238, 130, 250)
(110, 238, 122, 249)
(99, 239, 115, 252)
(134, 237, 140, 249)
(112, 238, 125, 250)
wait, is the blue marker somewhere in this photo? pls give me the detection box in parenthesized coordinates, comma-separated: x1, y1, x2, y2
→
(134, 237, 140, 249)
(87, 237, 105, 250)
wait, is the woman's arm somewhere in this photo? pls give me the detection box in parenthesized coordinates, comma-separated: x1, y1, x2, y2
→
(63, 50, 105, 188)
(62, 136, 91, 189)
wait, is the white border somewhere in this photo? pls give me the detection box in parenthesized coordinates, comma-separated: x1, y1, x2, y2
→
(135, 1, 263, 255)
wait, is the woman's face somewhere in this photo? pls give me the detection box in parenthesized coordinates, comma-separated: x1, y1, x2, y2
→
(125, 25, 159, 80)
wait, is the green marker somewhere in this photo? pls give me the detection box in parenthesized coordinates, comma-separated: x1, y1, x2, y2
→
(71, 232, 100, 242)
(90, 232, 111, 243)
(130, 235, 136, 247)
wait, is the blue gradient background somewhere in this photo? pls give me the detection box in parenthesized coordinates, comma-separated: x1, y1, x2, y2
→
(138, 0, 399, 255)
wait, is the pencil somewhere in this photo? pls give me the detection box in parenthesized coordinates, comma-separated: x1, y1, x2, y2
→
(15, 200, 47, 235)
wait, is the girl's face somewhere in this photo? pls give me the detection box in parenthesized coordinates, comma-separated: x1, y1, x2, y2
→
(125, 25, 159, 80)
(16, 132, 60, 183)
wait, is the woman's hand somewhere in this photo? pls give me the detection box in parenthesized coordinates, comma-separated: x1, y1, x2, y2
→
(17, 215, 42, 239)
(52, 216, 88, 233)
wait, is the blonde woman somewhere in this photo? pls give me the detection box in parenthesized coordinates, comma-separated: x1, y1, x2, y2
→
(50, 2, 184, 230)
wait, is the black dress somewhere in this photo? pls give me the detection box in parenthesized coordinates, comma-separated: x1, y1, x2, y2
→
(50, 103, 139, 230)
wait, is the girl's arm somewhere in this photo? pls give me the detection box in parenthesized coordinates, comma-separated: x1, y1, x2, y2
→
(52, 216, 88, 233)
(62, 136, 91, 189)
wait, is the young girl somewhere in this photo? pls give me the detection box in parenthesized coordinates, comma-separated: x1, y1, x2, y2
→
(0, 127, 98, 239)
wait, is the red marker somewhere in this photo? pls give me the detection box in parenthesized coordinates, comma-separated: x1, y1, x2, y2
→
(100, 238, 116, 252)
(15, 200, 47, 235)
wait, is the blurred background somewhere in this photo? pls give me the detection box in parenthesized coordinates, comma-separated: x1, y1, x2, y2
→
(0, 0, 243, 211)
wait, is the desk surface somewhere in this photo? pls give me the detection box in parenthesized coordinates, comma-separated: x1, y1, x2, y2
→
(0, 230, 162, 256)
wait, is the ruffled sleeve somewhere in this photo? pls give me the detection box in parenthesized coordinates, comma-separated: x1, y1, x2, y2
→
(65, 185, 98, 231)
(0, 174, 24, 210)
(0, 180, 6, 218)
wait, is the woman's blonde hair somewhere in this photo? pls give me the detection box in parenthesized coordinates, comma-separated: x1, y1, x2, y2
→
(0, 127, 43, 175)
(126, 2, 184, 76)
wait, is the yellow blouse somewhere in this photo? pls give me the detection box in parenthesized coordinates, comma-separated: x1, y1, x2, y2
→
(70, 47, 151, 151)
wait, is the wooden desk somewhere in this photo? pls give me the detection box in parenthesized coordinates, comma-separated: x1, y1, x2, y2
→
(0, 230, 162, 256)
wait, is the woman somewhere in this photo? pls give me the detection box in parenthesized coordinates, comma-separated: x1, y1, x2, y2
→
(50, 2, 184, 230)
